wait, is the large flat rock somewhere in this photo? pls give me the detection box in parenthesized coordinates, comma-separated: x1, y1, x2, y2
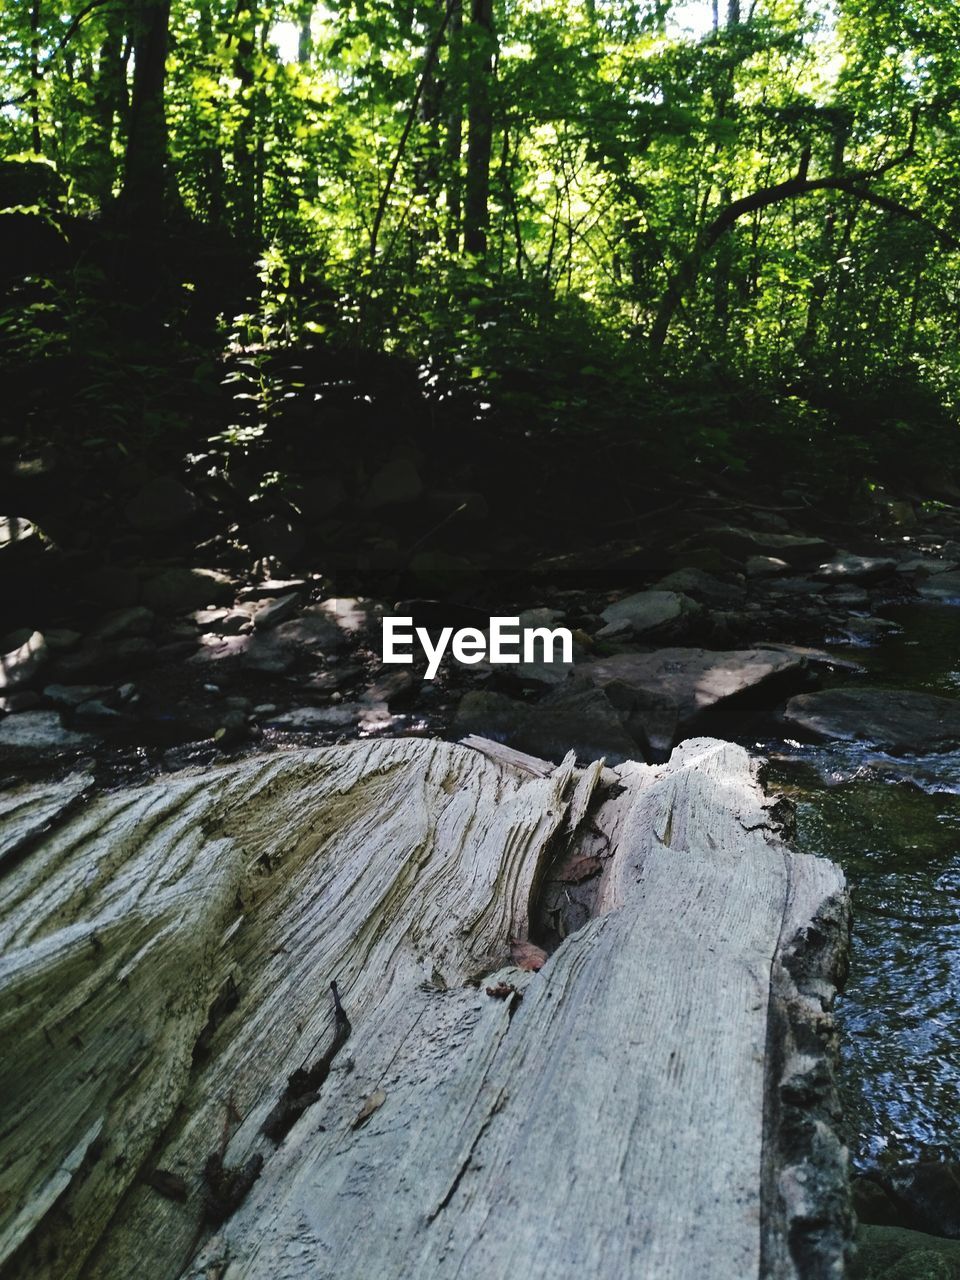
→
(784, 687, 960, 751)
(582, 646, 807, 730)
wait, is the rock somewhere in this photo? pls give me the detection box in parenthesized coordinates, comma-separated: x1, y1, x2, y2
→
(452, 682, 640, 765)
(583, 647, 807, 744)
(784, 688, 960, 752)
(886, 1162, 960, 1239)
(124, 477, 198, 533)
(675, 548, 746, 577)
(0, 630, 47, 691)
(746, 555, 790, 578)
(0, 515, 43, 560)
(240, 635, 298, 676)
(269, 606, 349, 651)
(141, 568, 234, 613)
(0, 710, 95, 754)
(313, 597, 383, 639)
(43, 628, 81, 651)
(43, 683, 113, 708)
(237, 579, 310, 601)
(361, 669, 417, 708)
(599, 682, 680, 762)
(852, 1226, 960, 1280)
(826, 586, 871, 608)
(193, 608, 240, 634)
(896, 558, 959, 576)
(761, 576, 825, 596)
(363, 458, 423, 508)
(75, 698, 128, 724)
(654, 569, 746, 609)
(698, 526, 833, 569)
(251, 592, 303, 631)
(265, 705, 360, 731)
(831, 615, 901, 645)
(517, 607, 566, 630)
(90, 606, 155, 642)
(817, 552, 897, 581)
(918, 572, 960, 602)
(597, 590, 698, 639)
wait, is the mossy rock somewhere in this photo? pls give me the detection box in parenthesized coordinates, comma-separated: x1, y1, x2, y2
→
(852, 1226, 960, 1279)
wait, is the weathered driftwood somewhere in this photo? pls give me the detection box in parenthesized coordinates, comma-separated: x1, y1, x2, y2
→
(0, 736, 850, 1280)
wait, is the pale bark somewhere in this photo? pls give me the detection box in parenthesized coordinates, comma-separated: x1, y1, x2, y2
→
(0, 737, 850, 1279)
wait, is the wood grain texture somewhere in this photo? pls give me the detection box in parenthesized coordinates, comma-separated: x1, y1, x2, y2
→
(0, 736, 850, 1280)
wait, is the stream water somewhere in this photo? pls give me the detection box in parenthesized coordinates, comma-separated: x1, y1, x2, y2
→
(762, 602, 960, 1173)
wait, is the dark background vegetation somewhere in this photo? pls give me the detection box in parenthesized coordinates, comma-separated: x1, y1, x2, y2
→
(2, 0, 960, 607)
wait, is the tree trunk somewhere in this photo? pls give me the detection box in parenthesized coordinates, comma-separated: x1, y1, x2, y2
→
(29, 0, 42, 155)
(463, 0, 495, 256)
(0, 736, 851, 1280)
(443, 0, 464, 251)
(119, 0, 172, 219)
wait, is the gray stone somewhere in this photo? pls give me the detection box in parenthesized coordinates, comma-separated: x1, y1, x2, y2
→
(746, 555, 790, 578)
(597, 590, 697, 639)
(0, 629, 47, 691)
(124, 477, 198, 533)
(75, 699, 127, 723)
(896, 557, 959, 576)
(270, 606, 348, 651)
(655, 569, 746, 609)
(43, 683, 112, 708)
(825, 586, 870, 608)
(237, 579, 310, 601)
(90, 606, 155, 641)
(831, 615, 901, 645)
(783, 688, 960, 752)
(699, 526, 833, 568)
(583, 647, 807, 734)
(918, 572, 960, 602)
(517, 607, 566, 630)
(142, 568, 234, 613)
(0, 710, 96, 754)
(265, 705, 360, 731)
(44, 628, 81, 651)
(252, 592, 303, 631)
(816, 552, 897, 581)
(0, 515, 42, 557)
(452, 683, 640, 765)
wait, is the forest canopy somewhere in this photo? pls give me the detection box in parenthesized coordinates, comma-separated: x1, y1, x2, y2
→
(2, 0, 960, 494)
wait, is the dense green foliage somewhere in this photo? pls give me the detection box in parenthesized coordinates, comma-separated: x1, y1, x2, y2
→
(2, 0, 959, 490)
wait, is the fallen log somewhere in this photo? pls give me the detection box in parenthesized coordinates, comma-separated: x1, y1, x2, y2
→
(0, 736, 850, 1279)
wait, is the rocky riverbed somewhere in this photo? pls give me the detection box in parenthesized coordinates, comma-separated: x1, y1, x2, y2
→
(2, 489, 960, 1276)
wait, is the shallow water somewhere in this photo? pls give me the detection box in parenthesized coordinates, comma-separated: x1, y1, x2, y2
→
(761, 601, 960, 1171)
